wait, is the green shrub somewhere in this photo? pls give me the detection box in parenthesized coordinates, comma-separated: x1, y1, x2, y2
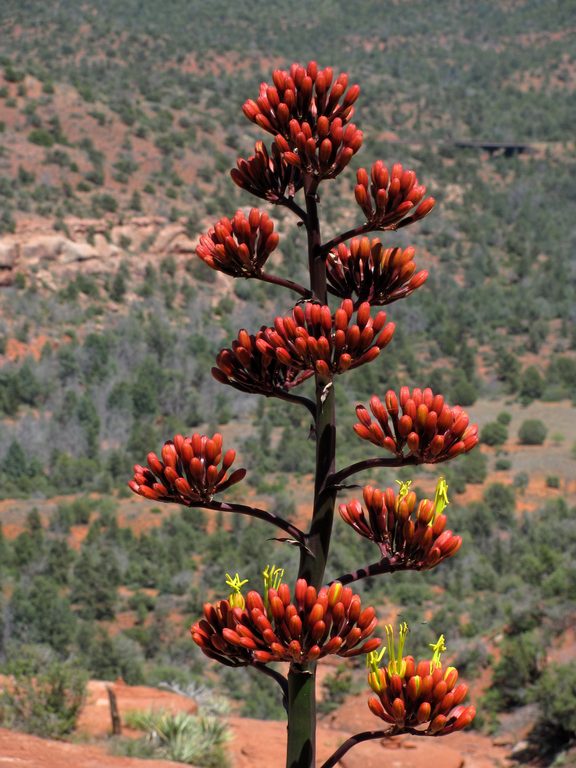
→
(28, 129, 55, 147)
(92, 193, 118, 214)
(519, 366, 544, 402)
(489, 632, 541, 710)
(480, 421, 508, 446)
(546, 476, 560, 489)
(123, 710, 230, 767)
(518, 419, 547, 445)
(530, 663, 576, 745)
(0, 657, 87, 737)
(459, 450, 488, 484)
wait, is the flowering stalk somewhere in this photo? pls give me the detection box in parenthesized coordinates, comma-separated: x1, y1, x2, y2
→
(286, 172, 334, 768)
(129, 59, 478, 768)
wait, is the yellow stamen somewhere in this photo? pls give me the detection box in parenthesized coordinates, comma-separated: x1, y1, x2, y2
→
(386, 622, 408, 678)
(366, 646, 387, 674)
(225, 572, 249, 609)
(429, 634, 447, 673)
(262, 564, 284, 612)
(431, 477, 449, 525)
(395, 479, 412, 512)
(366, 647, 387, 692)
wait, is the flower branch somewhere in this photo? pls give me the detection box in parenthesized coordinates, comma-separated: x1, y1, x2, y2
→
(320, 221, 374, 255)
(277, 195, 308, 223)
(321, 726, 439, 768)
(203, 500, 305, 543)
(258, 270, 312, 299)
(320, 727, 398, 768)
(332, 558, 396, 586)
(326, 455, 419, 491)
(253, 662, 289, 710)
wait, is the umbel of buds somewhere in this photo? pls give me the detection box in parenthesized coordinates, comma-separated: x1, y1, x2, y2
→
(242, 62, 362, 181)
(192, 572, 381, 666)
(231, 140, 303, 202)
(355, 161, 435, 230)
(326, 238, 428, 308)
(339, 477, 462, 570)
(257, 299, 395, 380)
(129, 433, 246, 505)
(243, 62, 359, 141)
(196, 209, 279, 278)
(275, 117, 363, 179)
(213, 327, 310, 396)
(367, 625, 476, 735)
(354, 388, 479, 463)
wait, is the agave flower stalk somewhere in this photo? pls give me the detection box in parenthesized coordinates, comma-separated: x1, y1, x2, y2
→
(129, 59, 478, 768)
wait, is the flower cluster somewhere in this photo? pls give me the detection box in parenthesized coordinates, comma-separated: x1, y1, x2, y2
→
(275, 117, 363, 179)
(355, 161, 435, 230)
(242, 62, 362, 180)
(212, 327, 311, 396)
(243, 61, 359, 141)
(231, 140, 303, 202)
(367, 625, 476, 735)
(339, 477, 462, 570)
(129, 433, 246, 505)
(192, 573, 380, 666)
(354, 388, 478, 462)
(196, 209, 279, 278)
(257, 299, 395, 380)
(326, 238, 428, 308)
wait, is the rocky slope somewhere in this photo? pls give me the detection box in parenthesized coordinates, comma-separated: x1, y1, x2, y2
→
(0, 216, 200, 288)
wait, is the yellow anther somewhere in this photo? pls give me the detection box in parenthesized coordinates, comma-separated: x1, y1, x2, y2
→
(429, 634, 447, 673)
(262, 564, 284, 612)
(263, 564, 284, 592)
(366, 646, 387, 675)
(431, 477, 449, 525)
(386, 622, 409, 678)
(395, 479, 412, 511)
(366, 648, 387, 692)
(225, 572, 249, 609)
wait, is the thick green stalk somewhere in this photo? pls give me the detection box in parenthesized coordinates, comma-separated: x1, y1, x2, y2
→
(286, 174, 338, 768)
(298, 174, 337, 587)
(286, 664, 316, 768)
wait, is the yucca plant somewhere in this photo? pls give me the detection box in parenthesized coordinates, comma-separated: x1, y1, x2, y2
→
(125, 709, 230, 767)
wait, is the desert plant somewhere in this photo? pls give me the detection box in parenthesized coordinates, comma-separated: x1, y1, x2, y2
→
(0, 655, 87, 738)
(518, 419, 547, 445)
(480, 420, 508, 446)
(129, 61, 479, 767)
(124, 709, 230, 767)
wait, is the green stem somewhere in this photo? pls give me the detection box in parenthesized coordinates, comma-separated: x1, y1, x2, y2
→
(298, 173, 336, 587)
(286, 664, 316, 768)
(285, 173, 337, 768)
